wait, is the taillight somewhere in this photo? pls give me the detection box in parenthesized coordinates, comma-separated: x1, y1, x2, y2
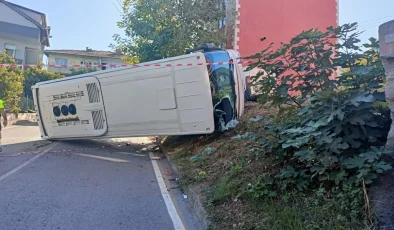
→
(61, 105, 69, 116)
(53, 106, 61, 117)
(69, 104, 77, 115)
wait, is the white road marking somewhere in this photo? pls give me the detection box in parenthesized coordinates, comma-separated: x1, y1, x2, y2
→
(0, 142, 58, 183)
(149, 152, 185, 230)
(76, 153, 130, 163)
(117, 152, 147, 157)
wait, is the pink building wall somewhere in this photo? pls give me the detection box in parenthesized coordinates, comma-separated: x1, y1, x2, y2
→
(236, 0, 338, 57)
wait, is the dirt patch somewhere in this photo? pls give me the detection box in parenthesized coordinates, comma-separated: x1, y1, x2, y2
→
(370, 167, 394, 230)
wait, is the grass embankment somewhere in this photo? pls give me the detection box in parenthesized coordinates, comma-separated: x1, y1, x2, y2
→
(163, 103, 371, 230)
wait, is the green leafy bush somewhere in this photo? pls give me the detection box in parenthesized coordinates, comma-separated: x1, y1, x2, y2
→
(0, 51, 25, 112)
(248, 174, 277, 198)
(68, 67, 98, 76)
(246, 23, 391, 220)
(23, 65, 64, 98)
(0, 52, 65, 112)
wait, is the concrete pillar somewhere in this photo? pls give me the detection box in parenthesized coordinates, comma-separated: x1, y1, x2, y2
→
(380, 20, 394, 147)
(372, 19, 394, 229)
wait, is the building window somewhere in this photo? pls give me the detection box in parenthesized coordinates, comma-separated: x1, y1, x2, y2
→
(56, 58, 68, 66)
(81, 61, 93, 66)
(25, 48, 39, 65)
(4, 44, 16, 58)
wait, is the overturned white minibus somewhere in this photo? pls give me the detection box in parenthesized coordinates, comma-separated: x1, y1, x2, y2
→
(32, 44, 245, 140)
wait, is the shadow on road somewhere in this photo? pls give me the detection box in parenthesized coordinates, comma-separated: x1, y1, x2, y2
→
(58, 138, 155, 154)
(11, 120, 38, 126)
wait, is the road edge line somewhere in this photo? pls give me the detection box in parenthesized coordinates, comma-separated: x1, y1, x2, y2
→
(162, 148, 209, 230)
(149, 152, 185, 230)
(0, 142, 58, 183)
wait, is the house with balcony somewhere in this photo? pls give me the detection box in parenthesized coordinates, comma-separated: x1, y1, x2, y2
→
(44, 48, 125, 74)
(0, 0, 50, 65)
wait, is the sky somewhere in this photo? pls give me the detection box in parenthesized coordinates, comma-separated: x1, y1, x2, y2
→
(10, 0, 125, 51)
(8, 0, 394, 52)
(339, 0, 394, 43)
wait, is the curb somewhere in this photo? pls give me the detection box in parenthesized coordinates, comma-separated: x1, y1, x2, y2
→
(163, 148, 210, 230)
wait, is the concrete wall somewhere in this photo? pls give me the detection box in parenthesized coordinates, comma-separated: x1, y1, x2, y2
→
(46, 53, 101, 74)
(1, 113, 37, 125)
(0, 37, 42, 63)
(379, 20, 394, 147)
(47, 53, 101, 66)
(371, 20, 394, 229)
(0, 2, 36, 28)
(0, 2, 43, 64)
(46, 66, 72, 75)
(46, 53, 125, 74)
(101, 57, 124, 65)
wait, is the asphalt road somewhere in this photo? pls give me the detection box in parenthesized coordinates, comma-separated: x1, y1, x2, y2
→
(0, 121, 202, 230)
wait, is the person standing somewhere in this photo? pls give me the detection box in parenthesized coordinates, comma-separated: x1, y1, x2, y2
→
(0, 99, 8, 138)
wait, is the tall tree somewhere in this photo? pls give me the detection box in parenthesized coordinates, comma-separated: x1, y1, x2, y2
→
(112, 0, 226, 62)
